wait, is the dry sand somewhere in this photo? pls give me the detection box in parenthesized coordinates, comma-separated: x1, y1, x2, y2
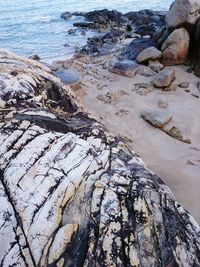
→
(57, 53, 200, 223)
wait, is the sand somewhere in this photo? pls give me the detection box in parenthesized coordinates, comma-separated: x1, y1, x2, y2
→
(56, 53, 200, 223)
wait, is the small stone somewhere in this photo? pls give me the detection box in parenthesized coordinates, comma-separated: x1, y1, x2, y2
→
(167, 126, 191, 144)
(163, 81, 177, 91)
(0, 99, 6, 109)
(54, 69, 81, 85)
(110, 60, 138, 77)
(68, 28, 76, 34)
(136, 65, 156, 77)
(80, 30, 86, 36)
(153, 69, 176, 88)
(148, 60, 164, 73)
(141, 109, 172, 128)
(136, 47, 162, 63)
(179, 82, 190, 88)
(29, 54, 40, 61)
(157, 99, 168, 109)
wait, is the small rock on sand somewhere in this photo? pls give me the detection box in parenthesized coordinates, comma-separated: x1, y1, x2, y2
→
(110, 60, 138, 77)
(54, 69, 81, 85)
(136, 47, 162, 63)
(136, 65, 156, 77)
(148, 60, 164, 73)
(141, 109, 172, 128)
(157, 99, 168, 109)
(153, 69, 176, 88)
(179, 82, 190, 88)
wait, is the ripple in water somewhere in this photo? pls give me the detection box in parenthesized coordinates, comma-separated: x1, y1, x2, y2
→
(0, 0, 173, 63)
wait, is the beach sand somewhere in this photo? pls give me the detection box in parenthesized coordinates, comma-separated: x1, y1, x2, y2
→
(57, 53, 200, 223)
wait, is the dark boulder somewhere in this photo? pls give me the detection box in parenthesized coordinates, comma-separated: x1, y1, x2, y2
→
(122, 38, 157, 60)
(83, 9, 128, 28)
(135, 24, 156, 37)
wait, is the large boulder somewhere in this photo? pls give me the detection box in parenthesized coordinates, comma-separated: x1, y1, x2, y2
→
(161, 28, 190, 65)
(0, 50, 200, 266)
(166, 0, 200, 30)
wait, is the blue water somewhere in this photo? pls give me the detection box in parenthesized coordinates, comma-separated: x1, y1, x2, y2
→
(0, 0, 172, 63)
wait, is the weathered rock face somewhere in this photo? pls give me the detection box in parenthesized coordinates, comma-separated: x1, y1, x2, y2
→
(166, 0, 200, 30)
(0, 50, 200, 266)
(161, 28, 190, 65)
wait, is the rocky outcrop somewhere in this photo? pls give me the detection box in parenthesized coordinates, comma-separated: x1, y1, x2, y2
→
(161, 28, 190, 65)
(165, 0, 200, 31)
(0, 51, 200, 266)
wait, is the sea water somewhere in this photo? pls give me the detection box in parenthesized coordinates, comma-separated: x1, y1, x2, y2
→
(0, 0, 172, 62)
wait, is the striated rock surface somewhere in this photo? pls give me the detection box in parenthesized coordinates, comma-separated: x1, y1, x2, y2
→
(161, 28, 190, 66)
(0, 50, 200, 266)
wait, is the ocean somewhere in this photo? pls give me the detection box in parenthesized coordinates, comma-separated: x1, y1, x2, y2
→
(0, 0, 172, 63)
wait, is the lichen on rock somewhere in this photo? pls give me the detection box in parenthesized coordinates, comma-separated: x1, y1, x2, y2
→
(0, 50, 200, 266)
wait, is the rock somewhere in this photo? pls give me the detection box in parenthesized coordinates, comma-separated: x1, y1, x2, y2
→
(29, 54, 40, 61)
(135, 24, 156, 37)
(68, 28, 76, 34)
(122, 38, 157, 60)
(148, 60, 164, 72)
(163, 81, 177, 91)
(73, 22, 97, 29)
(83, 9, 128, 28)
(102, 28, 125, 44)
(0, 99, 6, 108)
(153, 69, 176, 88)
(166, 126, 192, 144)
(125, 31, 141, 39)
(134, 83, 153, 95)
(54, 69, 81, 85)
(125, 10, 166, 29)
(157, 99, 169, 108)
(0, 50, 199, 266)
(136, 65, 156, 76)
(161, 28, 190, 65)
(141, 109, 172, 128)
(110, 60, 138, 77)
(80, 30, 86, 36)
(166, 0, 200, 31)
(179, 81, 190, 88)
(136, 47, 162, 63)
(61, 11, 72, 20)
